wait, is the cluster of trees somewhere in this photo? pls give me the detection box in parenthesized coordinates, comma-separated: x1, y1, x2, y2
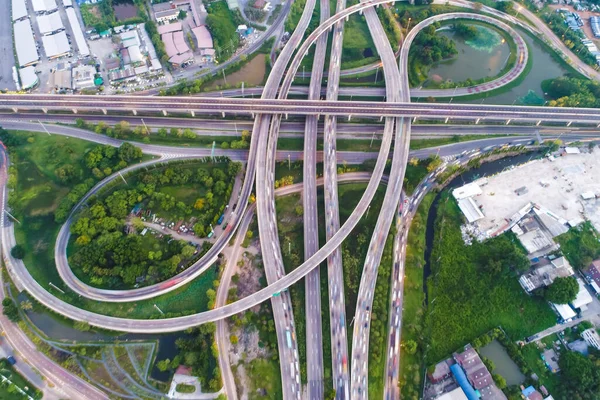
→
(412, 24, 457, 66)
(69, 162, 239, 288)
(81, 0, 147, 32)
(206, 1, 242, 61)
(145, 21, 170, 69)
(220, 129, 250, 149)
(426, 193, 555, 361)
(543, 13, 598, 67)
(54, 143, 143, 223)
(2, 298, 19, 322)
(558, 351, 600, 399)
(540, 276, 579, 304)
(156, 323, 221, 391)
(544, 77, 600, 108)
(454, 22, 479, 40)
(557, 222, 600, 269)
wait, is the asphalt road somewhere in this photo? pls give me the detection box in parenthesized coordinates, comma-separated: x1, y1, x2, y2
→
(0, 0, 16, 91)
(302, 0, 330, 396)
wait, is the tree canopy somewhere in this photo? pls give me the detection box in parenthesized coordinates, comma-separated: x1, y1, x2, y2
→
(542, 276, 579, 304)
(558, 351, 600, 398)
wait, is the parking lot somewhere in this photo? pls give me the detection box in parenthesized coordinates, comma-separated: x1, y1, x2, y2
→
(0, 0, 17, 90)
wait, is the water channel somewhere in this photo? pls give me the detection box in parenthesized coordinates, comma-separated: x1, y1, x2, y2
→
(479, 339, 526, 385)
(206, 55, 267, 90)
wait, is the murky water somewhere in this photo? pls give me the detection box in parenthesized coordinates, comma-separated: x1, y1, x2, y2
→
(427, 26, 510, 84)
(207, 55, 266, 89)
(113, 3, 138, 21)
(479, 340, 525, 385)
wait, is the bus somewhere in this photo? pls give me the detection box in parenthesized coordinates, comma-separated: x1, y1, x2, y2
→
(285, 329, 292, 349)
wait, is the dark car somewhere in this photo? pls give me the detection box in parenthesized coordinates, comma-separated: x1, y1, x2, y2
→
(7, 356, 16, 365)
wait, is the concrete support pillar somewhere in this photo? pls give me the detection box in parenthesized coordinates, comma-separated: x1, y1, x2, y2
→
(132, 109, 137, 116)
(285, 113, 288, 120)
(190, 110, 195, 117)
(413, 116, 418, 123)
(445, 117, 449, 124)
(567, 121, 572, 127)
(345, 15, 349, 22)
(506, 119, 511, 125)
(162, 110, 167, 116)
(72, 108, 77, 114)
(251, 113, 255, 119)
(348, 114, 352, 121)
(222, 111, 226, 118)
(379, 116, 383, 122)
(11, 108, 17, 113)
(42, 108, 48, 114)
(102, 109, 107, 115)
(359, 9, 363, 15)
(536, 120, 541, 126)
(475, 118, 480, 124)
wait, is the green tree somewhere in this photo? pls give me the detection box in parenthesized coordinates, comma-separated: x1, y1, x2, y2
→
(543, 276, 579, 304)
(403, 340, 418, 355)
(20, 300, 33, 311)
(558, 351, 600, 396)
(492, 373, 506, 389)
(10, 245, 25, 259)
(157, 358, 171, 372)
(2, 298, 19, 322)
(74, 321, 92, 332)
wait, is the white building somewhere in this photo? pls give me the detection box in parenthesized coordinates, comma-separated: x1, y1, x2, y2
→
(582, 328, 600, 350)
(14, 19, 40, 67)
(42, 31, 71, 59)
(552, 303, 576, 322)
(11, 0, 28, 21)
(66, 7, 90, 57)
(72, 65, 96, 90)
(571, 278, 593, 310)
(37, 12, 64, 35)
(19, 66, 38, 90)
(452, 182, 482, 200)
(31, 0, 58, 13)
(457, 197, 484, 223)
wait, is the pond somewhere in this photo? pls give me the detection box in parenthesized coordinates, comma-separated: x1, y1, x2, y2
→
(427, 25, 510, 84)
(464, 28, 569, 105)
(207, 55, 266, 90)
(113, 3, 138, 21)
(479, 340, 525, 386)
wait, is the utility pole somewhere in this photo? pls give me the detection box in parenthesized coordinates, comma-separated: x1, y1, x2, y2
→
(211, 141, 216, 161)
(3, 209, 20, 224)
(49, 282, 65, 294)
(38, 120, 50, 135)
(153, 304, 164, 315)
(141, 118, 149, 135)
(288, 154, 291, 169)
(374, 67, 379, 83)
(118, 171, 128, 185)
(222, 68, 227, 86)
(241, 81, 244, 96)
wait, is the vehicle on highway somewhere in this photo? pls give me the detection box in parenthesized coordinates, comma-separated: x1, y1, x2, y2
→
(7, 356, 16, 365)
(217, 213, 225, 225)
(286, 329, 292, 348)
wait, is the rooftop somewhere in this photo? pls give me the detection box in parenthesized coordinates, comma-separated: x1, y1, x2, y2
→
(11, 0, 27, 21)
(192, 25, 213, 49)
(19, 66, 38, 90)
(37, 12, 64, 35)
(157, 22, 182, 35)
(571, 278, 593, 309)
(519, 256, 574, 292)
(31, 0, 57, 12)
(582, 259, 600, 287)
(42, 31, 71, 59)
(14, 20, 40, 67)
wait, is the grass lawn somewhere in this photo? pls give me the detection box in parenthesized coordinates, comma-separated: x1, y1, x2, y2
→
(425, 191, 556, 362)
(341, 14, 380, 70)
(399, 192, 435, 399)
(245, 358, 283, 399)
(555, 221, 600, 270)
(0, 359, 43, 399)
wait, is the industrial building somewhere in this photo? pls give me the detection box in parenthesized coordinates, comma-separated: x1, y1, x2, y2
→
(66, 7, 90, 57)
(452, 345, 506, 400)
(552, 303, 576, 322)
(42, 31, 71, 59)
(37, 12, 64, 36)
(519, 256, 574, 293)
(582, 328, 600, 350)
(72, 65, 96, 90)
(31, 0, 58, 13)
(153, 2, 179, 23)
(582, 259, 600, 294)
(19, 66, 38, 90)
(571, 278, 593, 311)
(14, 19, 40, 67)
(11, 0, 28, 21)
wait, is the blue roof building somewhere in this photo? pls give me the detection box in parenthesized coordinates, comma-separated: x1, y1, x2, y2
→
(450, 364, 480, 400)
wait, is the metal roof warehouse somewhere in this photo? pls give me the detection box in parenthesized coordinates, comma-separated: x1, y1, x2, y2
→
(11, 0, 28, 21)
(14, 19, 40, 67)
(42, 31, 71, 59)
(37, 12, 64, 35)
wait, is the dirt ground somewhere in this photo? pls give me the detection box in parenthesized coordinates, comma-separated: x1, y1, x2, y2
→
(468, 146, 600, 236)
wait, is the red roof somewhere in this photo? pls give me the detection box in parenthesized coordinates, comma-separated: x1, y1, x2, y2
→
(175, 365, 192, 376)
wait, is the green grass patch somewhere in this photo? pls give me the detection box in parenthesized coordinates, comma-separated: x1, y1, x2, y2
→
(425, 191, 556, 362)
(0, 359, 43, 399)
(245, 358, 283, 399)
(175, 383, 196, 393)
(555, 221, 600, 270)
(399, 192, 435, 399)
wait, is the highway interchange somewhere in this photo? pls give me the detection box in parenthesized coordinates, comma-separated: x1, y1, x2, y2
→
(2, 1, 600, 399)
